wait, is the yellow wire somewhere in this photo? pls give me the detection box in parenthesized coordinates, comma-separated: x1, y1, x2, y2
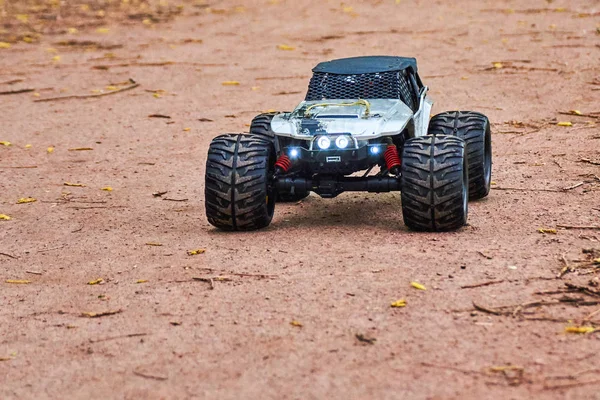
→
(304, 99, 371, 118)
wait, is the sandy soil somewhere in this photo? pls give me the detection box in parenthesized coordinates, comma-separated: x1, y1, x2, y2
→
(1, 0, 600, 398)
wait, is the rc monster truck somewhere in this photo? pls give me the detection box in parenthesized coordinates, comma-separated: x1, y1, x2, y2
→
(205, 56, 492, 232)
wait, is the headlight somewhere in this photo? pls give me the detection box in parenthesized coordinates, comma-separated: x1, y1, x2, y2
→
(370, 146, 381, 155)
(289, 148, 300, 158)
(335, 136, 350, 149)
(316, 136, 331, 150)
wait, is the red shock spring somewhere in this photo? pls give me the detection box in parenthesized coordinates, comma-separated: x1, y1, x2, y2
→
(383, 144, 401, 172)
(275, 155, 292, 173)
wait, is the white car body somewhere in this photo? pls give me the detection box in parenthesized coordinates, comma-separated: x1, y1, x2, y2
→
(271, 88, 432, 141)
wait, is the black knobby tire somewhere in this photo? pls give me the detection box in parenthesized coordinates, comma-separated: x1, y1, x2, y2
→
(249, 112, 310, 202)
(401, 135, 468, 231)
(205, 134, 276, 231)
(428, 111, 492, 200)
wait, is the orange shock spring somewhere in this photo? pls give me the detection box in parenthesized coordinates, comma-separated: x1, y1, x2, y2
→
(383, 144, 401, 173)
(275, 155, 292, 173)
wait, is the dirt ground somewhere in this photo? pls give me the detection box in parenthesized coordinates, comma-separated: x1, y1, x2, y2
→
(1, 0, 600, 398)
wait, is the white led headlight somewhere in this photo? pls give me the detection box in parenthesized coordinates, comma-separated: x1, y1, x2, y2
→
(316, 136, 331, 150)
(335, 136, 350, 149)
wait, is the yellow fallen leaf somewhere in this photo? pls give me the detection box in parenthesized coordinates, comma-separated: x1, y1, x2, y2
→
(183, 127, 191, 132)
(22, 37, 34, 43)
(0, 214, 12, 220)
(64, 182, 86, 187)
(277, 44, 295, 51)
(68, 27, 78, 34)
(145, 242, 162, 246)
(570, 110, 582, 115)
(222, 81, 240, 86)
(491, 181, 497, 185)
(411, 281, 426, 290)
(33, 93, 40, 97)
(17, 197, 36, 204)
(96, 28, 110, 34)
(136, 279, 148, 284)
(153, 93, 161, 98)
(101, 186, 113, 191)
(290, 320, 303, 327)
(47, 146, 54, 153)
(105, 85, 118, 91)
(557, 121, 572, 127)
(25, 144, 32, 148)
(187, 249, 206, 255)
(538, 228, 557, 234)
(87, 278, 104, 285)
(52, 55, 61, 63)
(68, 147, 93, 151)
(16, 14, 29, 23)
(565, 326, 595, 334)
(142, 18, 152, 25)
(0, 42, 11, 49)
(492, 62, 503, 69)
(593, 258, 600, 265)
(46, 47, 57, 53)
(0, 141, 11, 146)
(251, 86, 260, 91)
(390, 299, 407, 308)
(264, 109, 277, 113)
(6, 280, 31, 284)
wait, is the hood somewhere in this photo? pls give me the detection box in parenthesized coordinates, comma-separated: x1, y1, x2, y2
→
(271, 99, 413, 140)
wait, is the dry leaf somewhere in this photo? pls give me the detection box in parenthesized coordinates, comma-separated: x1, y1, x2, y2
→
(17, 197, 36, 204)
(492, 62, 503, 69)
(87, 278, 104, 285)
(96, 28, 110, 34)
(47, 146, 54, 153)
(68, 147, 93, 151)
(565, 326, 595, 334)
(145, 242, 162, 246)
(0, 214, 12, 220)
(136, 279, 148, 284)
(593, 258, 600, 265)
(390, 299, 407, 308)
(25, 144, 32, 148)
(0, 42, 11, 49)
(411, 281, 427, 290)
(538, 228, 557, 234)
(187, 249, 206, 255)
(0, 141, 11, 146)
(277, 44, 295, 51)
(64, 182, 86, 187)
(569, 110, 582, 115)
(290, 320, 303, 327)
(222, 81, 240, 86)
(557, 121, 572, 127)
(183, 127, 191, 132)
(101, 187, 113, 191)
(6, 279, 31, 284)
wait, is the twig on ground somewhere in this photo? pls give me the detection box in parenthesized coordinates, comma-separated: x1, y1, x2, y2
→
(583, 308, 600, 322)
(461, 280, 505, 289)
(565, 283, 600, 297)
(36, 245, 66, 253)
(561, 182, 584, 191)
(0, 88, 35, 95)
(81, 309, 123, 318)
(492, 186, 561, 193)
(558, 111, 600, 120)
(89, 333, 147, 343)
(0, 252, 18, 259)
(580, 158, 600, 166)
(557, 254, 573, 278)
(558, 225, 600, 230)
(162, 198, 188, 202)
(133, 369, 168, 381)
(476, 251, 493, 260)
(473, 302, 505, 315)
(0, 79, 25, 85)
(34, 80, 139, 102)
(192, 277, 215, 290)
(544, 379, 600, 390)
(420, 362, 487, 376)
(25, 270, 43, 275)
(0, 165, 38, 169)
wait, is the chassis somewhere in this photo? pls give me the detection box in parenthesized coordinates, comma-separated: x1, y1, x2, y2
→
(205, 56, 492, 231)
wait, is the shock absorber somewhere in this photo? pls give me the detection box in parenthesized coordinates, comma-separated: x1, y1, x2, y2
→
(383, 144, 401, 175)
(274, 154, 292, 174)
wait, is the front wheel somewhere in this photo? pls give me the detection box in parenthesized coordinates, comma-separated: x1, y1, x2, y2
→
(205, 134, 276, 231)
(401, 135, 468, 231)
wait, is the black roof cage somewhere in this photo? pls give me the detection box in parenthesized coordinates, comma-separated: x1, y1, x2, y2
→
(305, 56, 422, 111)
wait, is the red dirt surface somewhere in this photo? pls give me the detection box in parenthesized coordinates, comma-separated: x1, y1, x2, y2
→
(1, 1, 600, 398)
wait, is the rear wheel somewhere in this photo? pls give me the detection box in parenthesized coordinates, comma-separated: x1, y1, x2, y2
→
(205, 134, 276, 231)
(401, 135, 468, 231)
(250, 112, 310, 202)
(428, 111, 491, 200)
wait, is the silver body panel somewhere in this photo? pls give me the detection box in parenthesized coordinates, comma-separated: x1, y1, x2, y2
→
(270, 89, 432, 140)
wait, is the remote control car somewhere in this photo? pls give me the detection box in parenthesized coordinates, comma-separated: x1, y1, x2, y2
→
(205, 56, 491, 232)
